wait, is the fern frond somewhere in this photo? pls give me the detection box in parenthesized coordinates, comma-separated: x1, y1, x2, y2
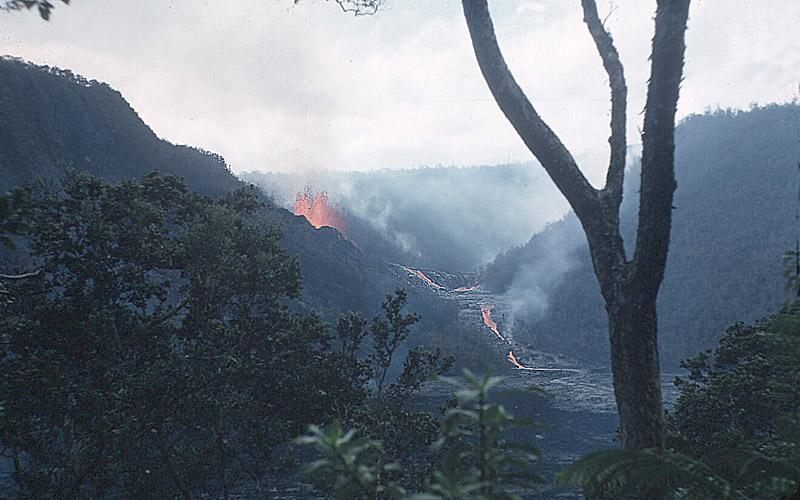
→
(557, 448, 750, 499)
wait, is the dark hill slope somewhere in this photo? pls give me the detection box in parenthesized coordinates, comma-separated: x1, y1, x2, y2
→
(483, 104, 800, 366)
(0, 57, 240, 197)
(0, 56, 399, 317)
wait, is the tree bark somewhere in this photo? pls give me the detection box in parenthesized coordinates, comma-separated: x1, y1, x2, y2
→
(462, 0, 690, 450)
(607, 289, 664, 449)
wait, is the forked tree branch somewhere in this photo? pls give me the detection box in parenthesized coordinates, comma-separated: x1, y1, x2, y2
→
(461, 0, 600, 221)
(632, 0, 690, 298)
(581, 0, 627, 208)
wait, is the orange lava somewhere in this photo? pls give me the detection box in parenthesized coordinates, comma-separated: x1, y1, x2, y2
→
(293, 188, 346, 235)
(480, 304, 505, 342)
(403, 266, 445, 290)
(507, 350, 531, 369)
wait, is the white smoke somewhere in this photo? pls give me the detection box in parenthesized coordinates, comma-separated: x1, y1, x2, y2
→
(497, 213, 585, 337)
(241, 163, 569, 271)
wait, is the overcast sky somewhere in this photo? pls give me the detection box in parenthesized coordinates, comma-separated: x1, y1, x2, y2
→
(1, 1, 798, 182)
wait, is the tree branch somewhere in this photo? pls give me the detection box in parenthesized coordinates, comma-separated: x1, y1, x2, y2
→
(461, 0, 600, 221)
(305, 0, 383, 17)
(632, 0, 691, 298)
(581, 0, 627, 208)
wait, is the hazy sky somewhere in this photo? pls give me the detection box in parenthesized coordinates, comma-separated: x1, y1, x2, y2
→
(1, 1, 798, 182)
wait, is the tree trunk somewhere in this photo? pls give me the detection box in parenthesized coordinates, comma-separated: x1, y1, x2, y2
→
(462, 0, 689, 451)
(607, 291, 664, 449)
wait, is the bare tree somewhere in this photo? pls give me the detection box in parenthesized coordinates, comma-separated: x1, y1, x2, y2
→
(330, 0, 691, 451)
(462, 0, 690, 449)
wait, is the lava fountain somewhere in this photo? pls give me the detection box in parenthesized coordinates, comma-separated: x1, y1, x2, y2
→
(293, 187, 346, 235)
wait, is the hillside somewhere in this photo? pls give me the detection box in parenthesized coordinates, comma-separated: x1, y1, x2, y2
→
(0, 57, 407, 320)
(483, 104, 800, 366)
(243, 164, 567, 272)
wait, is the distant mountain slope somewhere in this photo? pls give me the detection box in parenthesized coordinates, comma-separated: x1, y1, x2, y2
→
(243, 164, 568, 272)
(0, 56, 398, 317)
(0, 57, 240, 197)
(483, 104, 800, 366)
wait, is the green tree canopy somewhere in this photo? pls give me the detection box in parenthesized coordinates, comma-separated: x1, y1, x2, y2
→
(0, 171, 355, 496)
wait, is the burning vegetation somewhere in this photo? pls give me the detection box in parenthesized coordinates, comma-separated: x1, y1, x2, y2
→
(293, 187, 346, 235)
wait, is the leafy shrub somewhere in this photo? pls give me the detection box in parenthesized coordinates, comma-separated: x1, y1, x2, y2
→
(296, 370, 542, 499)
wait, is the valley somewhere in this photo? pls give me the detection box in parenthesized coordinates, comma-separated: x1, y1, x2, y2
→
(393, 264, 681, 497)
(0, 49, 798, 497)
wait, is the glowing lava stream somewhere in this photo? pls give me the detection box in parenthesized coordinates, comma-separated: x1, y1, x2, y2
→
(507, 350, 582, 372)
(480, 304, 507, 342)
(507, 350, 530, 369)
(402, 266, 446, 290)
(454, 284, 480, 292)
(482, 306, 578, 371)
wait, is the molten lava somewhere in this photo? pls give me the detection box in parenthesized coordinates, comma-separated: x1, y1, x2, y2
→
(293, 188, 346, 235)
(403, 266, 445, 290)
(480, 304, 506, 342)
(507, 350, 532, 370)
(454, 284, 480, 292)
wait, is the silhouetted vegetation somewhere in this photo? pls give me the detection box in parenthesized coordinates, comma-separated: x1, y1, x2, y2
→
(558, 297, 800, 498)
(297, 371, 542, 499)
(0, 172, 453, 496)
(0, 57, 472, 365)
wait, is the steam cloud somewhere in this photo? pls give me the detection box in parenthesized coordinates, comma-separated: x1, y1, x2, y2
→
(494, 213, 585, 338)
(243, 163, 569, 271)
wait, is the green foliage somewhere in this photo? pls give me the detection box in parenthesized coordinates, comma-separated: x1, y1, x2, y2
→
(371, 289, 422, 397)
(559, 299, 800, 499)
(297, 371, 542, 499)
(0, 189, 31, 251)
(667, 301, 800, 497)
(426, 371, 542, 500)
(0, 188, 37, 301)
(0, 171, 452, 496)
(0, 172, 357, 496)
(0, 57, 241, 197)
(329, 290, 454, 491)
(557, 448, 744, 499)
(295, 421, 406, 500)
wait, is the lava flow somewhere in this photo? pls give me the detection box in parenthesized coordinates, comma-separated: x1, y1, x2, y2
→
(454, 284, 480, 292)
(403, 266, 446, 290)
(293, 187, 346, 234)
(480, 304, 506, 342)
(507, 350, 532, 370)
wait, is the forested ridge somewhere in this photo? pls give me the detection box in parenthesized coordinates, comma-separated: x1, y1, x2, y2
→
(0, 57, 239, 196)
(483, 103, 800, 366)
(0, 56, 407, 317)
